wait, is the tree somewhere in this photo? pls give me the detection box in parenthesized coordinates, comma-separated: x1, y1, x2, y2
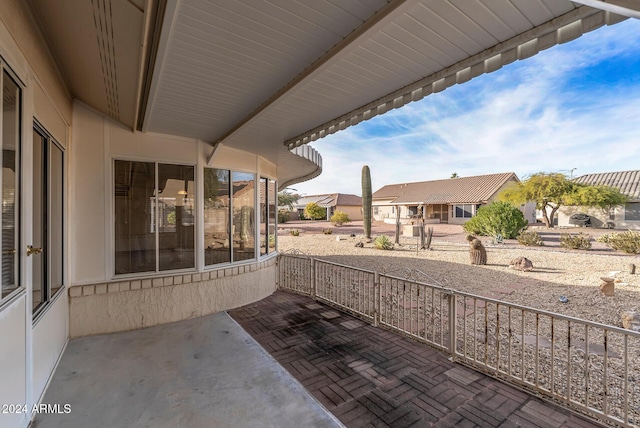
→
(500, 172, 628, 228)
(450, 172, 459, 178)
(303, 202, 326, 220)
(566, 185, 628, 211)
(277, 190, 300, 210)
(362, 165, 372, 239)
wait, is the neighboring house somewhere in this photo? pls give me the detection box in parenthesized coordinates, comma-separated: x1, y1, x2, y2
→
(290, 193, 363, 221)
(373, 173, 536, 225)
(557, 170, 640, 230)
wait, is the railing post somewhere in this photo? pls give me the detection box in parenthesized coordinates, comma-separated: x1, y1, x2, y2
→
(374, 271, 380, 327)
(276, 255, 280, 289)
(449, 292, 457, 360)
(311, 257, 317, 299)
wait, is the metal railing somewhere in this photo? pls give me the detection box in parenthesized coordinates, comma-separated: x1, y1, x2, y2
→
(278, 253, 640, 427)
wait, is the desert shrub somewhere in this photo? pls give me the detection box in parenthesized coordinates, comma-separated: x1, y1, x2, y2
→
(462, 201, 527, 239)
(303, 202, 326, 220)
(559, 232, 592, 250)
(268, 234, 276, 248)
(330, 210, 350, 226)
(289, 229, 300, 236)
(596, 230, 640, 254)
(517, 229, 544, 246)
(278, 209, 290, 223)
(323, 229, 333, 235)
(373, 235, 394, 250)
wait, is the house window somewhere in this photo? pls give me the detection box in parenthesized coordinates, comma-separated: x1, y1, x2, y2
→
(373, 206, 378, 215)
(625, 203, 640, 221)
(259, 178, 277, 256)
(203, 169, 257, 265)
(204, 169, 231, 265)
(232, 172, 256, 261)
(454, 204, 473, 218)
(114, 160, 195, 275)
(1, 69, 21, 304)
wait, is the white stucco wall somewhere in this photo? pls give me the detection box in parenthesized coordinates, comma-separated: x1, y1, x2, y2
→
(69, 259, 276, 337)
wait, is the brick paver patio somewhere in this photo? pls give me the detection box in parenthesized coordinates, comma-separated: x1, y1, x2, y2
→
(229, 290, 605, 428)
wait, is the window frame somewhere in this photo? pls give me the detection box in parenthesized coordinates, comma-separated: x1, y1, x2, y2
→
(259, 177, 277, 258)
(112, 159, 197, 278)
(0, 65, 23, 309)
(624, 203, 640, 221)
(454, 204, 474, 218)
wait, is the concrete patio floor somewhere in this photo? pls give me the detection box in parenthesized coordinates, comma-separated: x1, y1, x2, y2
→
(33, 311, 343, 428)
(229, 290, 606, 428)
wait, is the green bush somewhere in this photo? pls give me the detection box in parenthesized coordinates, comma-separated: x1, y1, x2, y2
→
(517, 229, 544, 246)
(278, 209, 290, 223)
(289, 229, 300, 236)
(596, 230, 640, 254)
(330, 210, 350, 226)
(560, 232, 592, 250)
(373, 235, 394, 250)
(303, 202, 326, 220)
(462, 201, 527, 239)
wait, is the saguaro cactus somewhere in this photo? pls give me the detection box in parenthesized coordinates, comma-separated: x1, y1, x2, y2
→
(362, 165, 372, 240)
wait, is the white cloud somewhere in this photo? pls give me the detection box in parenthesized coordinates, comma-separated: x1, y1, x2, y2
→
(294, 19, 640, 196)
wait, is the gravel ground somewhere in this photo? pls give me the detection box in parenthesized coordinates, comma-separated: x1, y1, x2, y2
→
(277, 222, 640, 329)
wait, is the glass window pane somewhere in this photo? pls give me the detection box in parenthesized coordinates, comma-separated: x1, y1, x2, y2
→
(114, 160, 156, 274)
(158, 164, 195, 271)
(2, 71, 20, 299)
(455, 205, 463, 218)
(259, 178, 267, 256)
(204, 168, 230, 265)
(268, 180, 276, 253)
(625, 203, 640, 221)
(50, 144, 63, 296)
(232, 172, 255, 262)
(32, 130, 45, 310)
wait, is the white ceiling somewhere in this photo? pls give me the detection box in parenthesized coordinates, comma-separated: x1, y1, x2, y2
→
(28, 0, 637, 186)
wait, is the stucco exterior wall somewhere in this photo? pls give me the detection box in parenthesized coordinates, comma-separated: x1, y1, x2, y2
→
(557, 205, 640, 230)
(335, 205, 362, 221)
(69, 258, 277, 337)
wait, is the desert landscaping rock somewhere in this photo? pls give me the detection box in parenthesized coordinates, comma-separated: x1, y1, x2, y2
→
(278, 231, 639, 329)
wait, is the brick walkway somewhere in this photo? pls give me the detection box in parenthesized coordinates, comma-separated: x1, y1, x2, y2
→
(228, 291, 605, 428)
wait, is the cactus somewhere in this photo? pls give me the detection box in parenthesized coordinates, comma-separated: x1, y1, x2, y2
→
(362, 165, 372, 239)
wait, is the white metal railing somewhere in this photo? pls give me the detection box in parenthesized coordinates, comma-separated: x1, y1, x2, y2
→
(277, 253, 640, 427)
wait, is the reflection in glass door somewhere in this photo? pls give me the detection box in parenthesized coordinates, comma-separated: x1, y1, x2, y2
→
(1, 70, 20, 302)
(32, 124, 64, 315)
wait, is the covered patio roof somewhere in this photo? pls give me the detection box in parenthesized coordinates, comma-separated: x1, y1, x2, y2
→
(27, 0, 638, 185)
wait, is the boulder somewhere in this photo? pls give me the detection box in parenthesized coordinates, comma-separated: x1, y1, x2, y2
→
(599, 277, 615, 296)
(509, 257, 533, 272)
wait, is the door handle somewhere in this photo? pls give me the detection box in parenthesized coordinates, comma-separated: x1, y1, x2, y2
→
(27, 245, 43, 256)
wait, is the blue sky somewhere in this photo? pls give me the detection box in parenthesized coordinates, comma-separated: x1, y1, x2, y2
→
(294, 18, 640, 197)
